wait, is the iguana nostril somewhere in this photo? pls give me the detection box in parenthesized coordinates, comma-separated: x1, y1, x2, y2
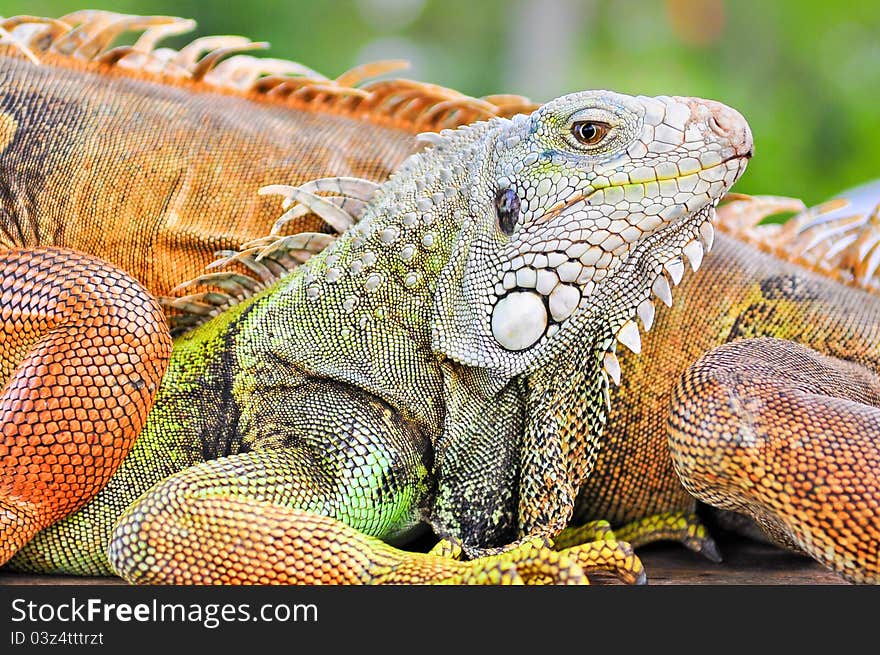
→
(703, 100, 754, 157)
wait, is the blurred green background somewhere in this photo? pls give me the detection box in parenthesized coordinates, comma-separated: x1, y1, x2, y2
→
(2, 0, 878, 204)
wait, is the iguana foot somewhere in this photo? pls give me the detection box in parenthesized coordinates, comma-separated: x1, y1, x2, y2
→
(557, 539, 647, 585)
(428, 538, 588, 584)
(430, 533, 644, 585)
(553, 520, 648, 585)
(551, 520, 650, 584)
(552, 519, 617, 548)
(554, 520, 648, 583)
(427, 538, 462, 558)
(613, 512, 722, 563)
(458, 539, 591, 585)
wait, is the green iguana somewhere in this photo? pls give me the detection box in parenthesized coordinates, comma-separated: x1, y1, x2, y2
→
(0, 12, 754, 584)
(1, 11, 877, 584)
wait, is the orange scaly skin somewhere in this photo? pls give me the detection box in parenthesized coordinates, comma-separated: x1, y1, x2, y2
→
(111, 498, 637, 585)
(0, 247, 171, 563)
(669, 338, 880, 584)
(577, 230, 880, 522)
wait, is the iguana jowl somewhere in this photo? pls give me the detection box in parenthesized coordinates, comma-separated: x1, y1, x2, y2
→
(580, 184, 880, 584)
(0, 67, 752, 580)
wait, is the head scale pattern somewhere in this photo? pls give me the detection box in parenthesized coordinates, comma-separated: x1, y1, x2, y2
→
(428, 89, 752, 380)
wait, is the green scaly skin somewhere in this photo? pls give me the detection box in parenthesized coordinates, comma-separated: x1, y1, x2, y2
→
(7, 90, 751, 582)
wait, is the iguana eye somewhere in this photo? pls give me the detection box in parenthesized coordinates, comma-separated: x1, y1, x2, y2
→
(495, 188, 521, 236)
(572, 121, 610, 146)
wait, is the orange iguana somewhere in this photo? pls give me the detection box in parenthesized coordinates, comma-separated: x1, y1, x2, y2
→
(0, 11, 876, 584)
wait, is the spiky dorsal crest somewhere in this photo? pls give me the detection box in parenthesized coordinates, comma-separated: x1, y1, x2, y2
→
(0, 10, 537, 132)
(0, 11, 540, 333)
(716, 183, 880, 293)
(161, 179, 373, 334)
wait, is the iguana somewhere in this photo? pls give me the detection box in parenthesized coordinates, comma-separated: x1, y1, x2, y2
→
(1, 11, 876, 584)
(0, 12, 755, 584)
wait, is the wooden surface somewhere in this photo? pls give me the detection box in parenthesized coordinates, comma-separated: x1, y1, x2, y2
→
(633, 538, 843, 585)
(0, 537, 845, 585)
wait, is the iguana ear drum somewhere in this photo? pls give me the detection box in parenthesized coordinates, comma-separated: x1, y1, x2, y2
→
(495, 188, 521, 236)
(491, 291, 547, 350)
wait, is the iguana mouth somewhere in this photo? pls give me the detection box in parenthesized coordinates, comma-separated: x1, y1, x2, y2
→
(541, 156, 749, 222)
(493, 154, 747, 317)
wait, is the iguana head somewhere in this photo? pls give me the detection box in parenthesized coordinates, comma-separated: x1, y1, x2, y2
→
(430, 90, 752, 378)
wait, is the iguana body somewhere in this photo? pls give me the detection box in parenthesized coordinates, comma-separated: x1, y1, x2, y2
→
(1, 11, 876, 584)
(0, 14, 753, 581)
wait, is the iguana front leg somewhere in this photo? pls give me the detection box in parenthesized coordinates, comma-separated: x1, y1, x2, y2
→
(106, 382, 588, 584)
(108, 450, 459, 585)
(108, 453, 593, 585)
(112, 492, 601, 585)
(669, 337, 880, 584)
(0, 248, 171, 564)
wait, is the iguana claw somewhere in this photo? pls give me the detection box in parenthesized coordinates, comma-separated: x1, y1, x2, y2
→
(614, 512, 722, 563)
